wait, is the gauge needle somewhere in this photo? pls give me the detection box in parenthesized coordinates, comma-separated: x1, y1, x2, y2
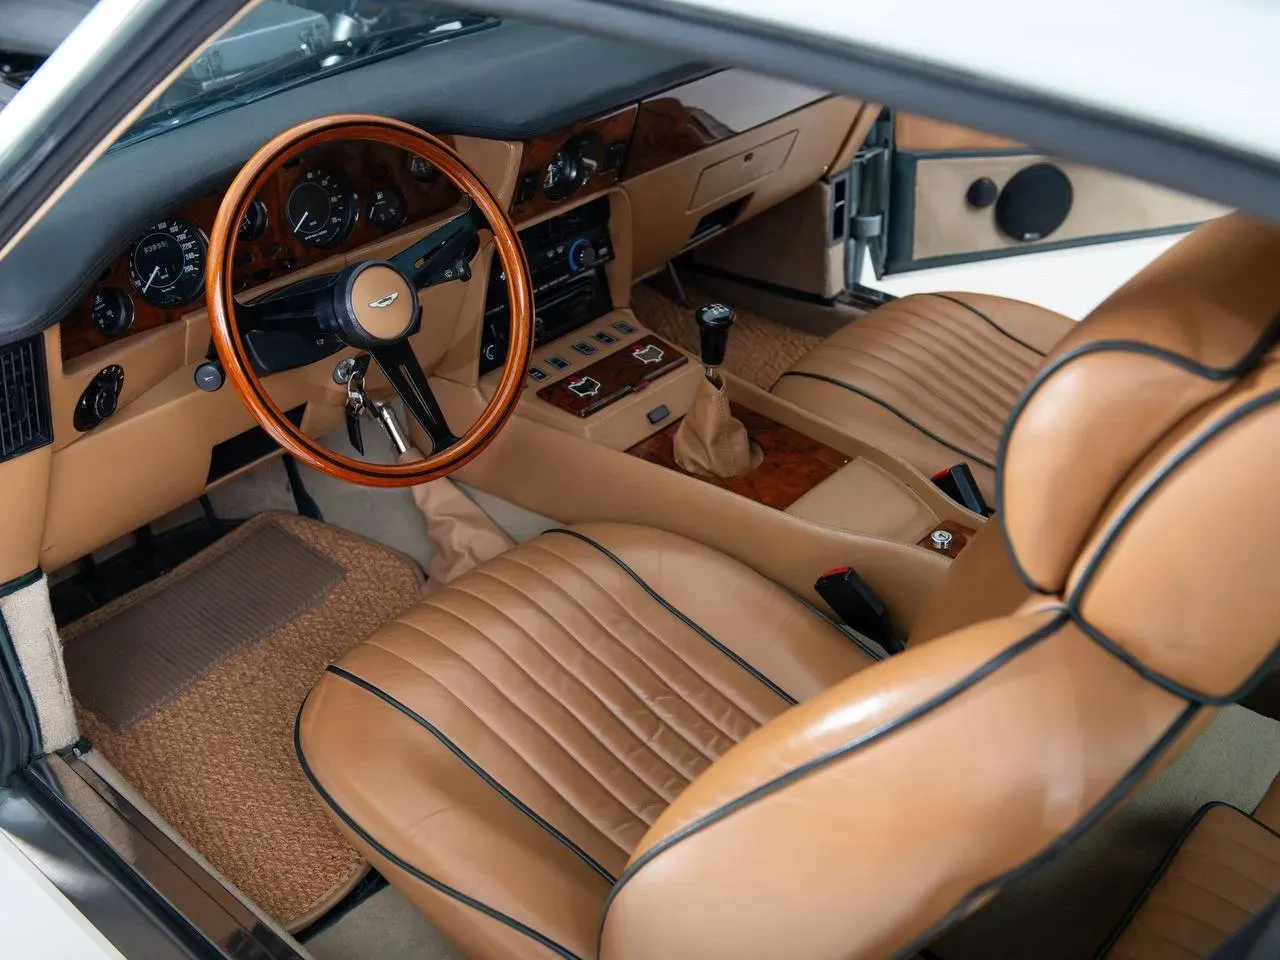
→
(294, 210, 310, 233)
(140, 266, 159, 292)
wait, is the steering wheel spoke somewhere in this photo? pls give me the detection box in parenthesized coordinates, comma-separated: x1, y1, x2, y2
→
(370, 340, 459, 454)
(236, 272, 337, 334)
(390, 203, 487, 289)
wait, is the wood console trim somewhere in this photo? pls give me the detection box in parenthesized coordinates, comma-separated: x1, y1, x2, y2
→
(916, 520, 978, 559)
(536, 334, 687, 417)
(511, 106, 638, 221)
(61, 138, 461, 362)
(628, 402, 850, 510)
(624, 70, 827, 179)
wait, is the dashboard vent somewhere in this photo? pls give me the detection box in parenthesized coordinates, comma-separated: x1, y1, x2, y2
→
(0, 334, 52, 462)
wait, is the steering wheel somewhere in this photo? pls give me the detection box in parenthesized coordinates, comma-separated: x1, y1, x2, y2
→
(207, 114, 533, 487)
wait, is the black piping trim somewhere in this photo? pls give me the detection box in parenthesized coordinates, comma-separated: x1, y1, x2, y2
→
(775, 371, 996, 471)
(1063, 385, 1280, 704)
(786, 589, 886, 661)
(1092, 800, 1280, 959)
(324, 665, 616, 885)
(895, 703, 1201, 960)
(293, 703, 586, 960)
(0, 609, 41, 755)
(597, 612, 1070, 951)
(995, 308, 1280, 595)
(542, 528, 798, 705)
(0, 567, 41, 601)
(929, 293, 1048, 357)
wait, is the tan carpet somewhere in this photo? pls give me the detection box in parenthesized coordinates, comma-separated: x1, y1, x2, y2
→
(630, 282, 822, 390)
(66, 512, 425, 931)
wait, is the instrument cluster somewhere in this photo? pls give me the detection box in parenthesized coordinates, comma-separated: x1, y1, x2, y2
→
(62, 140, 460, 362)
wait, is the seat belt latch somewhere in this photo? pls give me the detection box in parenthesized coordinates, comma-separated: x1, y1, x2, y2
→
(814, 566, 904, 654)
(931, 463, 993, 517)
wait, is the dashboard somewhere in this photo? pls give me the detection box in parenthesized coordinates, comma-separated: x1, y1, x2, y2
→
(61, 141, 462, 362)
(0, 52, 860, 584)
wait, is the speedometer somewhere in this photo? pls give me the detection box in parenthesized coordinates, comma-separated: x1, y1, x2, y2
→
(286, 169, 355, 248)
(128, 220, 207, 307)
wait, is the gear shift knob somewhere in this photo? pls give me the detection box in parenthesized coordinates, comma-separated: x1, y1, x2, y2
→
(695, 303, 735, 378)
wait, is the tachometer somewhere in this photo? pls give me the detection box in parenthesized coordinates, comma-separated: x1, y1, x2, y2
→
(128, 220, 207, 307)
(285, 169, 355, 247)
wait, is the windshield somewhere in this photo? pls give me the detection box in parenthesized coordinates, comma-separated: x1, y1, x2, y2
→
(114, 1, 497, 149)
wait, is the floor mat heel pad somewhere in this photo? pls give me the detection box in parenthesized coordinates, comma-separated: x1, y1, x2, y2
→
(64, 512, 425, 930)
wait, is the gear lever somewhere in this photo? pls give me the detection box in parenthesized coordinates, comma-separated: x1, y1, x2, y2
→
(696, 303, 735, 383)
(673, 302, 760, 478)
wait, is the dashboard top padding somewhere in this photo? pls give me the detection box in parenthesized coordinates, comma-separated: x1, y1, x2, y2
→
(0, 21, 709, 346)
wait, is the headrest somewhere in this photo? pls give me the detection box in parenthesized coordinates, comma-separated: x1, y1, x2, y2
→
(998, 213, 1280, 699)
(1000, 214, 1280, 593)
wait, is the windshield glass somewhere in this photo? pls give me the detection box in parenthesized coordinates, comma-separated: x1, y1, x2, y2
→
(115, 2, 497, 149)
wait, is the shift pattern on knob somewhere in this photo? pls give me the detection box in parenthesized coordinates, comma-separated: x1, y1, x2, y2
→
(695, 302, 735, 370)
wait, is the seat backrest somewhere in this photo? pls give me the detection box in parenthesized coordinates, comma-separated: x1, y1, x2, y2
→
(599, 213, 1280, 960)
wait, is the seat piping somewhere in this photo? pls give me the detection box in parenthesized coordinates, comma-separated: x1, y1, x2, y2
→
(775, 370, 996, 470)
(1062, 385, 1280, 705)
(293, 706, 586, 960)
(995, 307, 1280, 595)
(597, 612, 1070, 948)
(930, 293, 1050, 356)
(543, 529, 798, 706)
(324, 664, 618, 884)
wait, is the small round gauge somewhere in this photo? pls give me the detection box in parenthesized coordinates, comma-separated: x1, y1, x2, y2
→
(238, 199, 269, 242)
(91, 286, 134, 336)
(285, 170, 355, 248)
(367, 187, 407, 231)
(128, 220, 207, 307)
(406, 154, 438, 183)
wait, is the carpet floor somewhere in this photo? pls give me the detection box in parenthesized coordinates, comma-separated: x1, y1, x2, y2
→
(64, 512, 425, 931)
(630, 281, 822, 390)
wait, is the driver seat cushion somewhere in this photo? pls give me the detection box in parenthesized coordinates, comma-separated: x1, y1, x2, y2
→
(296, 522, 875, 959)
(772, 292, 1074, 499)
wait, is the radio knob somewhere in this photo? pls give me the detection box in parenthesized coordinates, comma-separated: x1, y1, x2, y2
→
(568, 238, 597, 272)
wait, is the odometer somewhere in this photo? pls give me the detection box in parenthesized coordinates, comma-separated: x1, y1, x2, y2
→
(286, 169, 355, 248)
(128, 220, 207, 307)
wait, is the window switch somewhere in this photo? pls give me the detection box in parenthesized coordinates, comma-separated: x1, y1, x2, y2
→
(546, 355, 570, 370)
(593, 330, 618, 345)
(613, 320, 636, 335)
(571, 340, 597, 356)
(528, 366, 548, 382)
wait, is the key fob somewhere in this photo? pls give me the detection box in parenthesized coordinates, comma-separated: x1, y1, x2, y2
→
(345, 405, 365, 456)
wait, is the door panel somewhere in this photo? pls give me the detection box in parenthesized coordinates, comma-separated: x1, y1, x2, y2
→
(885, 112, 1225, 274)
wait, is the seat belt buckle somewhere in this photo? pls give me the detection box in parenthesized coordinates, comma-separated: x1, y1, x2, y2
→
(814, 566, 903, 654)
(931, 463, 993, 516)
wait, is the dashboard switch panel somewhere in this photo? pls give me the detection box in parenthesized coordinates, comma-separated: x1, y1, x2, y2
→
(481, 196, 615, 374)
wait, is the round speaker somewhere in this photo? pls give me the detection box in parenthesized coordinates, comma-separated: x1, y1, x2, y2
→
(995, 163, 1073, 242)
(965, 177, 998, 209)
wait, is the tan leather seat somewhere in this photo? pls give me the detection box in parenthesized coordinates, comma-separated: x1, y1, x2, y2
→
(297, 523, 877, 957)
(772, 292, 1074, 499)
(1102, 775, 1280, 959)
(300, 213, 1280, 960)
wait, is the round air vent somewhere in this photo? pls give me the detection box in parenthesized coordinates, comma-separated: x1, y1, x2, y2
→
(995, 163, 1073, 242)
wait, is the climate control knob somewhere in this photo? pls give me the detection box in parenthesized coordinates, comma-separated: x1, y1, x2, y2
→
(568, 238, 598, 273)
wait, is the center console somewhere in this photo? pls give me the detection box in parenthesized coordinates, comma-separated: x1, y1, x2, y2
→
(473, 189, 981, 570)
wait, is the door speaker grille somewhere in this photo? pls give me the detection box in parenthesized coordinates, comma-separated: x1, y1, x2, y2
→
(0, 334, 52, 462)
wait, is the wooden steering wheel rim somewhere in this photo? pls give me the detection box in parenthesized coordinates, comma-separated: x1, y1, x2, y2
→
(207, 114, 533, 487)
